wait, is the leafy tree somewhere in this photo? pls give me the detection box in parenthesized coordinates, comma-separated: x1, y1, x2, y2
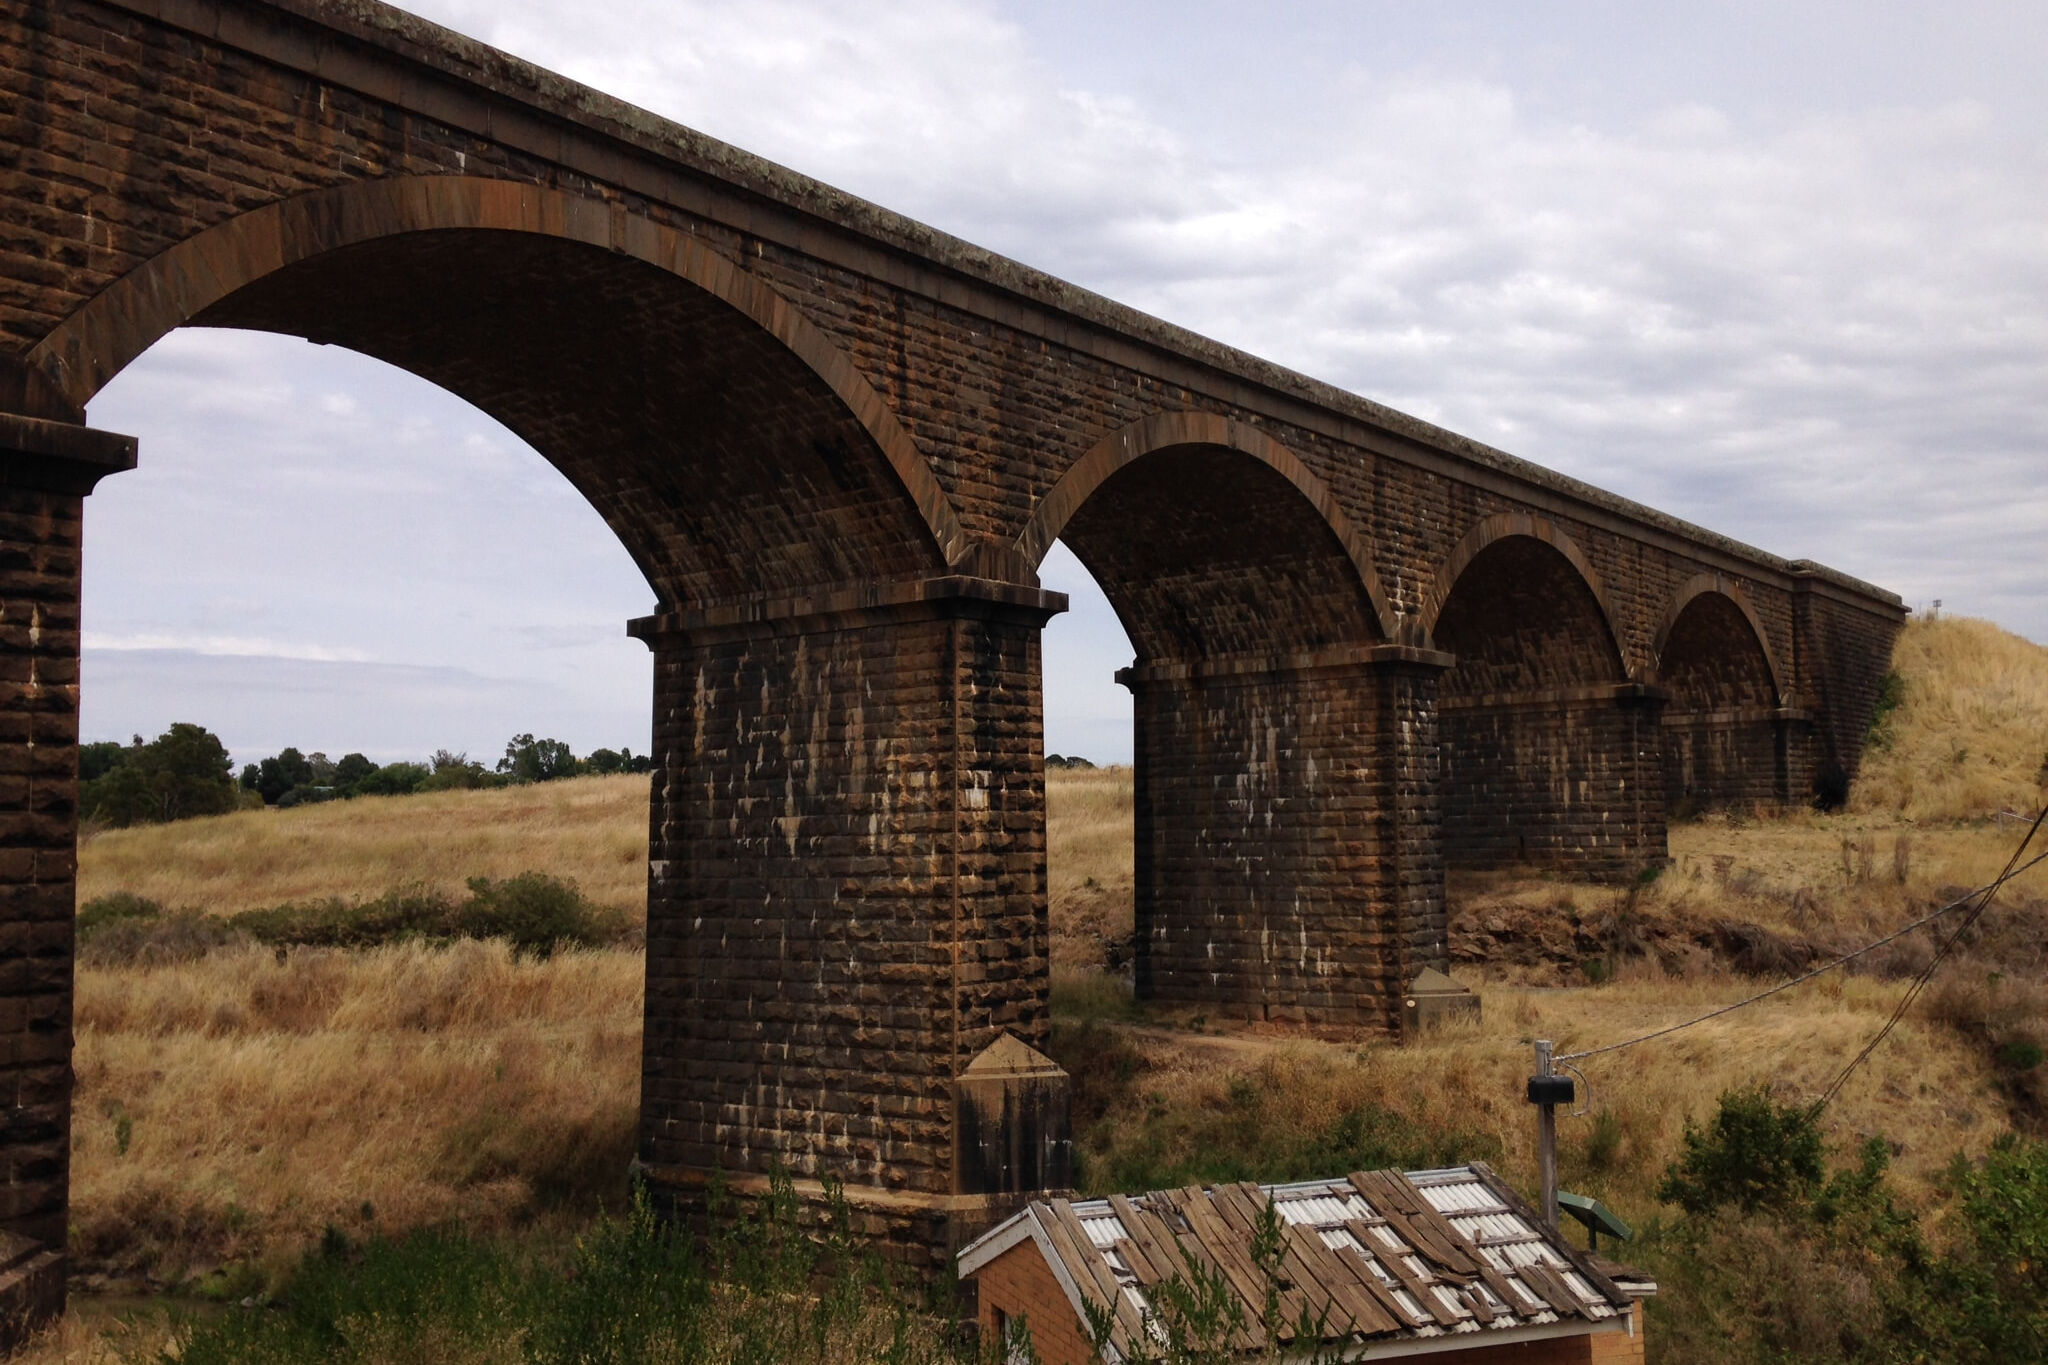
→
(1658, 1084, 1824, 1216)
(80, 723, 238, 828)
(80, 739, 128, 784)
(253, 747, 314, 805)
(498, 733, 578, 784)
(333, 752, 378, 788)
(584, 747, 654, 776)
(1898, 1135, 2048, 1363)
(351, 761, 430, 797)
(422, 749, 496, 791)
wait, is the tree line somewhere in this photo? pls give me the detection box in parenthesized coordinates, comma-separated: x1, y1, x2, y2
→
(80, 723, 652, 829)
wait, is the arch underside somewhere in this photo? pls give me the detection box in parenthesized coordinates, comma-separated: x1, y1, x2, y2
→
(1058, 441, 1403, 1024)
(1659, 591, 1784, 811)
(1433, 534, 1655, 880)
(191, 228, 946, 607)
(1057, 442, 1382, 661)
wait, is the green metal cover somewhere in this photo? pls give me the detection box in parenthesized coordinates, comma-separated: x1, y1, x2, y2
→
(1558, 1190, 1632, 1241)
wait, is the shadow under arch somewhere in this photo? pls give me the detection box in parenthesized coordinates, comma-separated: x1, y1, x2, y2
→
(1656, 574, 1794, 810)
(1654, 573, 1786, 702)
(1420, 511, 1631, 675)
(1427, 512, 1661, 882)
(28, 176, 972, 601)
(1015, 410, 1394, 644)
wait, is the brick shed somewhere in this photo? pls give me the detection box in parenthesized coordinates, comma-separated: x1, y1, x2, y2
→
(958, 1166, 1653, 1364)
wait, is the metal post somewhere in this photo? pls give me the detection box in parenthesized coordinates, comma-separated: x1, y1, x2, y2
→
(1535, 1040, 1559, 1230)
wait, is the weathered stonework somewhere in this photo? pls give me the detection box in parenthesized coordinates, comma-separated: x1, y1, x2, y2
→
(0, 0, 1906, 1316)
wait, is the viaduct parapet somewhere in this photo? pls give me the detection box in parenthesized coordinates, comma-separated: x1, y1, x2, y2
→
(0, 0, 1904, 1316)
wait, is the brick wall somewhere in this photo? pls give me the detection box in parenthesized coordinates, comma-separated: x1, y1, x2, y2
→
(634, 581, 1057, 1256)
(0, 480, 80, 1254)
(971, 1238, 1096, 1365)
(1433, 534, 1666, 880)
(1793, 575, 1908, 800)
(1441, 695, 1667, 881)
(0, 417, 131, 1343)
(1129, 657, 1429, 1028)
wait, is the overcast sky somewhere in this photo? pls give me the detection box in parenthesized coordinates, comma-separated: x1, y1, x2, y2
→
(79, 0, 2048, 768)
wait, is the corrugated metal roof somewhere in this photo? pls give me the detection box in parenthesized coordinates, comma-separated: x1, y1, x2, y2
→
(959, 1162, 1654, 1362)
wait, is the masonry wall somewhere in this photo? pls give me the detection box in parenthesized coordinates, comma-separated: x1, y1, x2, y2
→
(0, 0, 1903, 1295)
(0, 482, 79, 1257)
(635, 592, 1052, 1235)
(0, 0, 1897, 773)
(1442, 696, 1667, 882)
(1662, 712, 1784, 812)
(1794, 581, 1909, 800)
(1130, 658, 1445, 1029)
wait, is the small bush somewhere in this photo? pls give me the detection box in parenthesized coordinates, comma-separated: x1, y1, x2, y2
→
(1658, 1085, 1823, 1216)
(457, 872, 625, 957)
(79, 875, 630, 965)
(228, 887, 460, 950)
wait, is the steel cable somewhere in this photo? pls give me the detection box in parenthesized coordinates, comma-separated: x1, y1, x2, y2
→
(1554, 827, 2048, 1066)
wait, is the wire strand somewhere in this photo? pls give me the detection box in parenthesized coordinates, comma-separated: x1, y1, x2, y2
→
(1554, 837, 2048, 1064)
(1808, 805, 2048, 1114)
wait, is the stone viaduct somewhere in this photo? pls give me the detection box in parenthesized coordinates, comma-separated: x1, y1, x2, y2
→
(0, 0, 1903, 1312)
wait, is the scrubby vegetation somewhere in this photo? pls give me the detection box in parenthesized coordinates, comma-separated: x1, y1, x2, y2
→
(165, 1180, 977, 1365)
(77, 872, 627, 964)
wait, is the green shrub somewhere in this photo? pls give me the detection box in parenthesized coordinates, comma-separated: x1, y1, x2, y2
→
(77, 891, 165, 936)
(349, 761, 430, 797)
(222, 875, 625, 956)
(457, 873, 625, 957)
(1657, 1084, 1824, 1216)
(1865, 669, 1906, 751)
(228, 888, 459, 950)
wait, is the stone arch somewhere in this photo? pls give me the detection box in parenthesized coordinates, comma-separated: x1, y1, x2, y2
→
(27, 176, 973, 593)
(1654, 574, 1786, 704)
(1655, 576, 1790, 811)
(1427, 513, 1657, 880)
(1420, 512, 1631, 676)
(1015, 409, 1394, 650)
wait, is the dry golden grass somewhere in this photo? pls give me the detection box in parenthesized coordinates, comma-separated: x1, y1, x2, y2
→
(1047, 766, 1134, 969)
(68, 941, 642, 1288)
(1092, 964, 2007, 1225)
(78, 775, 650, 915)
(1854, 615, 2048, 820)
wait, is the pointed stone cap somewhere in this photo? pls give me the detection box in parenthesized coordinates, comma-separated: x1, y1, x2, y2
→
(1408, 967, 1472, 996)
(962, 1031, 1064, 1078)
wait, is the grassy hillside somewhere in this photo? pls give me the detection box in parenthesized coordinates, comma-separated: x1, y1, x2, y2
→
(79, 774, 651, 915)
(1853, 615, 2048, 819)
